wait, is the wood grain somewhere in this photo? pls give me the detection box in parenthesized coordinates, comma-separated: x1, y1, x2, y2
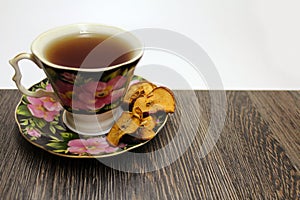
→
(249, 91, 300, 170)
(0, 90, 299, 199)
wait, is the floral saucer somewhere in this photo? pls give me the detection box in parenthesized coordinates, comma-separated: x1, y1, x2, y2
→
(15, 75, 168, 158)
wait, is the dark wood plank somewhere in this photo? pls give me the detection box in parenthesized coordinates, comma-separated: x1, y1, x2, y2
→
(218, 91, 299, 199)
(0, 90, 299, 199)
(248, 91, 300, 170)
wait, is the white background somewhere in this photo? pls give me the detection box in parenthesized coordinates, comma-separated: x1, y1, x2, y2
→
(1, 0, 300, 90)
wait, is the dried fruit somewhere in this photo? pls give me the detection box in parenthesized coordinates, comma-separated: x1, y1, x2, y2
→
(131, 127, 157, 141)
(107, 82, 175, 146)
(123, 81, 157, 110)
(132, 87, 175, 114)
(106, 112, 140, 146)
(106, 112, 157, 146)
(140, 115, 156, 130)
(124, 116, 157, 142)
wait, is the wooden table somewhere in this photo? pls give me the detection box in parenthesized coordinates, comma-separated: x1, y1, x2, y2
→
(0, 90, 299, 199)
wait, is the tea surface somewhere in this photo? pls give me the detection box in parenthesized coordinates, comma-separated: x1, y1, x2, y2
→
(44, 33, 133, 68)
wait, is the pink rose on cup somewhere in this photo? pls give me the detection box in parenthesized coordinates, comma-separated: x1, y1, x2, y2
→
(67, 137, 118, 154)
(56, 75, 127, 111)
(27, 84, 62, 122)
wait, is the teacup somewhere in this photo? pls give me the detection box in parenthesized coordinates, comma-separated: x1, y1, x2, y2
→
(10, 23, 143, 135)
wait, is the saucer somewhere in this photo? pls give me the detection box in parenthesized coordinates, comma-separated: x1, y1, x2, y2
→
(15, 75, 168, 158)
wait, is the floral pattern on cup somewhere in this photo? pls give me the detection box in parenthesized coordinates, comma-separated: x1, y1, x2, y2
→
(43, 65, 135, 114)
(56, 74, 127, 111)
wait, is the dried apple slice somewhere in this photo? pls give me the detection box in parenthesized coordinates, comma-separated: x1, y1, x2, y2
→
(140, 115, 156, 130)
(106, 112, 140, 146)
(134, 127, 157, 141)
(107, 112, 157, 146)
(123, 81, 157, 110)
(132, 107, 143, 119)
(133, 87, 175, 114)
(124, 115, 157, 142)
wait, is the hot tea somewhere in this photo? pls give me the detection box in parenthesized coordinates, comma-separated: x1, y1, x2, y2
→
(44, 33, 134, 68)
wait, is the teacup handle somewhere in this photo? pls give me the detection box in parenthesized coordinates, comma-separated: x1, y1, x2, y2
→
(9, 53, 57, 99)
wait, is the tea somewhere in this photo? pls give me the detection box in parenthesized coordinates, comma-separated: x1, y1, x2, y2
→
(44, 33, 134, 68)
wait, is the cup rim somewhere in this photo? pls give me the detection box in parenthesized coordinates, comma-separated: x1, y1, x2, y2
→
(31, 23, 144, 72)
